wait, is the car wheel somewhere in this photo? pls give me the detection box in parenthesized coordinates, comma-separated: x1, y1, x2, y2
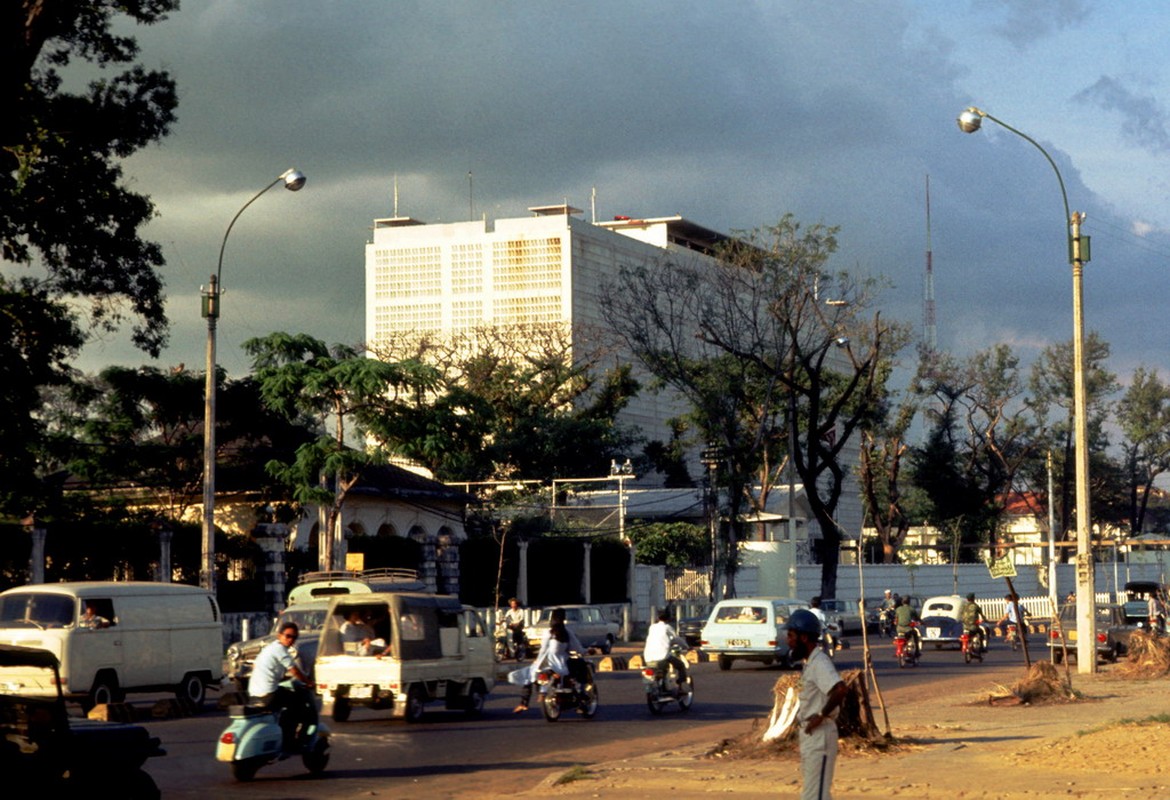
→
(89, 671, 123, 708)
(332, 696, 351, 722)
(404, 684, 426, 723)
(718, 654, 732, 671)
(175, 672, 206, 709)
(601, 635, 614, 655)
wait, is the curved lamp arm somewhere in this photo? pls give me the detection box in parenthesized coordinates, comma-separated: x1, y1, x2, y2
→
(214, 168, 306, 290)
(957, 107, 1072, 261)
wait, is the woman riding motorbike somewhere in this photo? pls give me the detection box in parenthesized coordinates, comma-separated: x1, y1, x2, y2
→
(512, 607, 587, 713)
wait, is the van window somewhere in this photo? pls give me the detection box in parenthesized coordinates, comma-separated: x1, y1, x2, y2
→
(464, 610, 486, 638)
(397, 599, 442, 660)
(80, 598, 116, 628)
(0, 593, 73, 629)
(319, 603, 392, 657)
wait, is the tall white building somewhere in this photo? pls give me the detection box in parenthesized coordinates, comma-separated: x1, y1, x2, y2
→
(363, 203, 862, 542)
(364, 204, 728, 456)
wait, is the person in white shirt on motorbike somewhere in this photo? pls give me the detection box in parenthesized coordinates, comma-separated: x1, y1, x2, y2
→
(643, 610, 688, 685)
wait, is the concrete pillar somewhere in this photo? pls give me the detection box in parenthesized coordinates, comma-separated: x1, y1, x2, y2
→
(24, 516, 46, 584)
(518, 540, 530, 606)
(582, 542, 592, 604)
(156, 524, 173, 582)
(255, 523, 290, 616)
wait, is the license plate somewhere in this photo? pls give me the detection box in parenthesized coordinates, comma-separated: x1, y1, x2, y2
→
(216, 742, 236, 761)
(349, 685, 373, 699)
(925, 627, 941, 639)
(726, 639, 751, 647)
(1067, 631, 1078, 642)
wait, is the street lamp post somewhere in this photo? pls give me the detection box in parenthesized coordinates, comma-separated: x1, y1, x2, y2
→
(201, 168, 306, 593)
(701, 444, 724, 602)
(957, 107, 1096, 672)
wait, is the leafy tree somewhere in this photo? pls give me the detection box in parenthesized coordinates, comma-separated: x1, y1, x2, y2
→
(55, 366, 317, 523)
(604, 215, 907, 599)
(912, 345, 1039, 559)
(858, 358, 920, 563)
(370, 323, 641, 481)
(628, 522, 709, 567)
(245, 332, 438, 570)
(1, 2, 178, 516)
(1116, 367, 1170, 537)
(0, 283, 83, 516)
(2, 0, 177, 355)
(1026, 333, 1119, 548)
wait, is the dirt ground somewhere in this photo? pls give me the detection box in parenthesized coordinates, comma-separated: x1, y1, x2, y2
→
(523, 661, 1170, 799)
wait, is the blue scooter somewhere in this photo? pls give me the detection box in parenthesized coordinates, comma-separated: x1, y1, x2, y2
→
(216, 682, 330, 782)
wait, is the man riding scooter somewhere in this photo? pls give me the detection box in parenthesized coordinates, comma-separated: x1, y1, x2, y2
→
(248, 620, 318, 753)
(643, 610, 689, 686)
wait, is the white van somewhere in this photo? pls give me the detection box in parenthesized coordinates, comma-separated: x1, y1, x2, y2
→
(0, 582, 223, 709)
(314, 592, 495, 722)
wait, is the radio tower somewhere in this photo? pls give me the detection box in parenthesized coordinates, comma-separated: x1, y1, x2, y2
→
(923, 174, 937, 354)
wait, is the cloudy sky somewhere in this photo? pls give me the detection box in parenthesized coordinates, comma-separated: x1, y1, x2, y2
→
(80, 0, 1170, 400)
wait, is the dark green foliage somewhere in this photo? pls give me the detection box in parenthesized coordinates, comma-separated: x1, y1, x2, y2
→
(0, 280, 84, 516)
(2, 0, 179, 356)
(628, 522, 709, 567)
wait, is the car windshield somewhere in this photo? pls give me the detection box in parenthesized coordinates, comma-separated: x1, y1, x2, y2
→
(276, 608, 327, 633)
(0, 593, 74, 629)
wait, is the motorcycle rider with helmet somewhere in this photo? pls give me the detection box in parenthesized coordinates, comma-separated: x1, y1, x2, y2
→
(959, 592, 986, 652)
(787, 608, 847, 800)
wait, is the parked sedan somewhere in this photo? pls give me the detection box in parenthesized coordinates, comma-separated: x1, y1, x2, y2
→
(820, 598, 863, 635)
(1048, 603, 1136, 663)
(677, 604, 712, 647)
(524, 605, 620, 654)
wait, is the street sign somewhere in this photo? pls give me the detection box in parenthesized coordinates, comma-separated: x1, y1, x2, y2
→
(986, 555, 1017, 579)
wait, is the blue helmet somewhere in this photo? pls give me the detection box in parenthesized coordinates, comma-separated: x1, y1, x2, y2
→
(787, 608, 822, 637)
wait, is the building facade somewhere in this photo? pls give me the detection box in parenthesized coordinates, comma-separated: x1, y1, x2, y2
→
(363, 203, 862, 540)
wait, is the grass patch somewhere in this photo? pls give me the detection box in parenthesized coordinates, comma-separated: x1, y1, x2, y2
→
(554, 765, 595, 785)
(1076, 713, 1170, 737)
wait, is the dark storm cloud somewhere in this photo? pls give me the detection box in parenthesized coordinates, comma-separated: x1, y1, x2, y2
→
(77, 0, 1170, 385)
(975, 0, 1093, 48)
(1074, 76, 1170, 155)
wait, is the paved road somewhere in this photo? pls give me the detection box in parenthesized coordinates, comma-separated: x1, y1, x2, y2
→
(142, 633, 1039, 799)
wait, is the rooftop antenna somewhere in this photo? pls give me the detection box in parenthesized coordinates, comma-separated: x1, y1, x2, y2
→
(393, 173, 399, 217)
(923, 174, 937, 353)
(591, 186, 597, 223)
(468, 171, 474, 221)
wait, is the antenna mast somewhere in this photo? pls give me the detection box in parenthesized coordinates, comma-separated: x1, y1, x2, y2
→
(923, 174, 937, 353)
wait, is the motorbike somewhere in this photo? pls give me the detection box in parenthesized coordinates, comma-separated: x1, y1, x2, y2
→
(216, 681, 330, 782)
(960, 625, 988, 663)
(1004, 622, 1021, 652)
(894, 621, 922, 668)
(536, 656, 599, 722)
(494, 620, 529, 661)
(877, 608, 894, 638)
(643, 646, 694, 714)
(821, 620, 844, 659)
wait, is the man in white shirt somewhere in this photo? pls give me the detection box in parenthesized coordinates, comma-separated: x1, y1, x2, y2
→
(643, 610, 688, 684)
(248, 621, 317, 752)
(787, 608, 847, 800)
